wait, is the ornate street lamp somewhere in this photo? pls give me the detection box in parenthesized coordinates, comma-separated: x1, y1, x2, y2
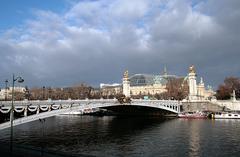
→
(10, 74, 24, 153)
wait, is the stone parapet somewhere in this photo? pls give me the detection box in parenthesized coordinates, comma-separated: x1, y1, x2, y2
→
(214, 100, 240, 111)
(182, 101, 224, 112)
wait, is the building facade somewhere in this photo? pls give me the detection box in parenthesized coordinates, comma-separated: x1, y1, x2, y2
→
(0, 87, 26, 100)
(99, 84, 122, 97)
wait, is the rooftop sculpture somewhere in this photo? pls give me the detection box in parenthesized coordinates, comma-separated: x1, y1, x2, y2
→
(123, 70, 129, 78)
(189, 65, 196, 73)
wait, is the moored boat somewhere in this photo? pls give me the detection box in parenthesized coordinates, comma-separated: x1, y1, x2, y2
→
(178, 111, 207, 119)
(212, 112, 240, 119)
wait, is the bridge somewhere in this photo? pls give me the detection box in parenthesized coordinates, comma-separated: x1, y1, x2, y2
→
(0, 99, 181, 130)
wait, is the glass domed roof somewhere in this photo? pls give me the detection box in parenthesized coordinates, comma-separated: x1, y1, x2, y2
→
(154, 75, 168, 85)
(129, 73, 178, 86)
(154, 75, 177, 85)
(129, 74, 154, 86)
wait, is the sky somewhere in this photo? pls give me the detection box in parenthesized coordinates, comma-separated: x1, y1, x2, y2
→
(0, 0, 239, 89)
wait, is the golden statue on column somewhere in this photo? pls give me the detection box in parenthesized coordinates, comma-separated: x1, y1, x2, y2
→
(189, 65, 196, 73)
(123, 70, 129, 78)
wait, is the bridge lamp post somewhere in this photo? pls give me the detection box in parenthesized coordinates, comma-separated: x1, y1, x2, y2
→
(10, 74, 24, 153)
(42, 86, 45, 100)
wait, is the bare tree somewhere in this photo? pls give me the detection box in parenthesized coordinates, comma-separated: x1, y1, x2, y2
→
(165, 78, 189, 100)
(216, 77, 240, 100)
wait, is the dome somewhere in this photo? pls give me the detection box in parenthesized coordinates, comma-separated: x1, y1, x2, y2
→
(129, 74, 154, 86)
(154, 74, 178, 85)
(154, 75, 168, 85)
(129, 73, 178, 86)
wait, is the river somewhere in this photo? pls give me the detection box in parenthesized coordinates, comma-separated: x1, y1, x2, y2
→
(0, 115, 240, 157)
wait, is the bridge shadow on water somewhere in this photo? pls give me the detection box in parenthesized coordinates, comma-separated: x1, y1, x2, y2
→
(101, 105, 177, 116)
(106, 116, 174, 139)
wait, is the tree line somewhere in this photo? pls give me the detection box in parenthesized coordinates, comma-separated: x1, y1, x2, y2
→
(11, 84, 91, 101)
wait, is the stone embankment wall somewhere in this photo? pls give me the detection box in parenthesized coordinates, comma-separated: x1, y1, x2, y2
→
(181, 101, 224, 112)
(214, 100, 240, 111)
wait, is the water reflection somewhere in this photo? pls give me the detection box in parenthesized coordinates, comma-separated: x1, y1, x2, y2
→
(214, 119, 240, 123)
(188, 120, 202, 157)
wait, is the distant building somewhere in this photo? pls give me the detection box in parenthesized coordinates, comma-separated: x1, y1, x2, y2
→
(0, 86, 26, 100)
(100, 83, 121, 88)
(100, 83, 122, 97)
(123, 66, 180, 96)
(128, 73, 177, 95)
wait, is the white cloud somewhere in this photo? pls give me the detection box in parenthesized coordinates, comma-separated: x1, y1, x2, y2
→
(110, 0, 149, 21)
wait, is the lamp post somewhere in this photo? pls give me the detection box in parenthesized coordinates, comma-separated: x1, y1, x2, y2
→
(42, 86, 45, 100)
(5, 79, 8, 101)
(10, 74, 24, 154)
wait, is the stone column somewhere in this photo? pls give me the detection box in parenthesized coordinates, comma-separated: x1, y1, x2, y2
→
(122, 70, 130, 97)
(188, 65, 198, 101)
(233, 90, 236, 102)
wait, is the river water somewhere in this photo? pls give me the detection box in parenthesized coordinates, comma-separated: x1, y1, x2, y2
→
(0, 115, 240, 157)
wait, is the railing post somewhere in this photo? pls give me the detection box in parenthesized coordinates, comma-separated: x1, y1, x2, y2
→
(36, 106, 40, 114)
(24, 107, 27, 117)
(48, 105, 51, 111)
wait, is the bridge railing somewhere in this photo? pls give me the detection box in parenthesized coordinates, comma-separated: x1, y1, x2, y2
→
(0, 98, 120, 106)
(1, 98, 181, 104)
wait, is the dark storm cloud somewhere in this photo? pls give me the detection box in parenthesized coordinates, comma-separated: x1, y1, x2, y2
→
(0, 0, 240, 88)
